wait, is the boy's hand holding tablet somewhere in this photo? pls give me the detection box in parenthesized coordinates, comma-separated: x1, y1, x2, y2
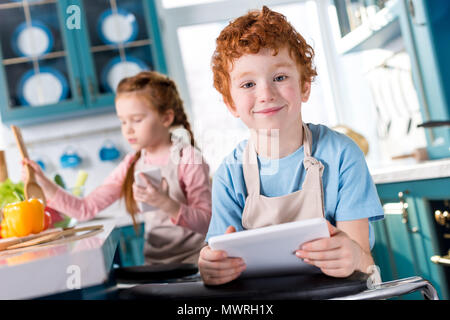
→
(199, 226, 247, 286)
(201, 219, 368, 285)
(201, 218, 331, 284)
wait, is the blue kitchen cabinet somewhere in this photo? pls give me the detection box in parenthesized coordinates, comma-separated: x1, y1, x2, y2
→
(371, 177, 450, 299)
(332, 0, 402, 54)
(0, 0, 84, 125)
(332, 0, 450, 159)
(116, 223, 145, 267)
(0, 0, 166, 126)
(396, 0, 450, 159)
(70, 0, 166, 110)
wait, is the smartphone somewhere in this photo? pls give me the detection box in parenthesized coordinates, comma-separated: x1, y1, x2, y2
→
(134, 167, 162, 212)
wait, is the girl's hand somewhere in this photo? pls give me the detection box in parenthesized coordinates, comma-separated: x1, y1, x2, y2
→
(132, 173, 180, 217)
(21, 158, 58, 199)
(21, 158, 46, 184)
(295, 221, 363, 278)
(199, 226, 247, 285)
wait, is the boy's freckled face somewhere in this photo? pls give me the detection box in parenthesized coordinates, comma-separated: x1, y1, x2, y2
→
(227, 47, 310, 131)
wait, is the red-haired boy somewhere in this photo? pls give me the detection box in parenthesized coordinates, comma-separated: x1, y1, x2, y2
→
(199, 6, 383, 285)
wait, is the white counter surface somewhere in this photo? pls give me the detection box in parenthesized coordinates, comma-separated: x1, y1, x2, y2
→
(370, 158, 450, 184)
(0, 218, 120, 300)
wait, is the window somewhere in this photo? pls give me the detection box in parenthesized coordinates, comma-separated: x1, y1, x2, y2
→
(157, 0, 337, 173)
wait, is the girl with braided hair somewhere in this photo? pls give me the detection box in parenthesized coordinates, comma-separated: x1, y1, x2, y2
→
(22, 71, 212, 265)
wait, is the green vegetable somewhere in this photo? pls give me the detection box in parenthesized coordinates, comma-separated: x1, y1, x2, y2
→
(54, 174, 66, 189)
(0, 179, 25, 209)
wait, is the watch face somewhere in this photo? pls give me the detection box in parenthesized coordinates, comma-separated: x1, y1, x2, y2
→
(12, 20, 53, 57)
(18, 67, 69, 107)
(102, 55, 148, 92)
(98, 8, 138, 45)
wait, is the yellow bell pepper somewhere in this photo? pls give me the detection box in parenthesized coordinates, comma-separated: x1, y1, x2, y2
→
(1, 199, 45, 238)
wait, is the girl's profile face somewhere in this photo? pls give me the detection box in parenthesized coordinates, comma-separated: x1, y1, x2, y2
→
(115, 94, 171, 151)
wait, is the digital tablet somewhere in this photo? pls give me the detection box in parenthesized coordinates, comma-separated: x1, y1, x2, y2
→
(134, 168, 162, 212)
(208, 217, 330, 277)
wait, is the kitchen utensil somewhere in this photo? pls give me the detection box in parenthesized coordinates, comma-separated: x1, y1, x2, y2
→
(59, 147, 82, 168)
(367, 74, 391, 139)
(396, 68, 414, 135)
(417, 120, 450, 128)
(391, 147, 429, 161)
(0, 228, 62, 252)
(6, 225, 103, 250)
(0, 224, 104, 252)
(99, 140, 120, 161)
(10, 125, 46, 206)
(0, 150, 8, 183)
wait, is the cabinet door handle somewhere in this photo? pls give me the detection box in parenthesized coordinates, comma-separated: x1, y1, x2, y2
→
(398, 191, 419, 233)
(75, 78, 83, 102)
(398, 191, 409, 224)
(434, 210, 450, 227)
(431, 250, 450, 266)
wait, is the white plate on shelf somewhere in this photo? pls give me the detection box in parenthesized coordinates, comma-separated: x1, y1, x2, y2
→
(17, 67, 69, 107)
(98, 8, 138, 45)
(12, 20, 53, 57)
(101, 55, 148, 92)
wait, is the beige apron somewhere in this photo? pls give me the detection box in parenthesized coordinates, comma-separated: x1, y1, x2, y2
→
(242, 122, 325, 229)
(135, 145, 206, 265)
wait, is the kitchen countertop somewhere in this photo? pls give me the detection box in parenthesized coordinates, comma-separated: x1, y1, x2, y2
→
(370, 158, 450, 184)
(91, 210, 144, 228)
(1, 157, 448, 299)
(0, 217, 121, 300)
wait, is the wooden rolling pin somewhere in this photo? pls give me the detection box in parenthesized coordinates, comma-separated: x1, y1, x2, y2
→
(391, 147, 428, 161)
(0, 150, 7, 182)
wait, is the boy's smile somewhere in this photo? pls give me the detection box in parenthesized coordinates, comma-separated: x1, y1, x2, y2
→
(226, 47, 311, 132)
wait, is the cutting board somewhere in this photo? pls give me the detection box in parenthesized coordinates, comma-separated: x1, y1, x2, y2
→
(0, 224, 104, 254)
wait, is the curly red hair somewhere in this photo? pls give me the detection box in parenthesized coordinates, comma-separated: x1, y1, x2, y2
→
(211, 6, 317, 107)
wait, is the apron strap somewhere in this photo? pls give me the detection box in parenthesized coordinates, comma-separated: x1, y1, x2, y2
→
(243, 139, 260, 196)
(302, 122, 312, 157)
(301, 123, 324, 191)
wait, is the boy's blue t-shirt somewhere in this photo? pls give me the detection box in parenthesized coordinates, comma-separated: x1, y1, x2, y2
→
(206, 123, 384, 249)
